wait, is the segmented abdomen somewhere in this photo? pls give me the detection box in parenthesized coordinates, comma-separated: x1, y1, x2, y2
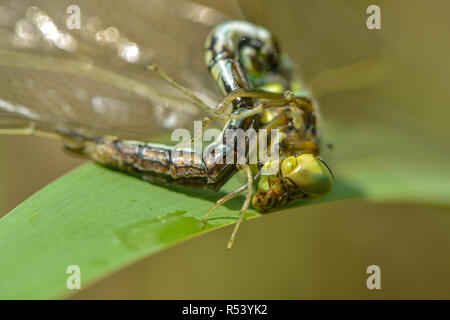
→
(205, 20, 278, 96)
(84, 138, 213, 188)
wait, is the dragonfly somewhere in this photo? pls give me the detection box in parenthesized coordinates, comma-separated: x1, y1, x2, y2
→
(0, 2, 333, 248)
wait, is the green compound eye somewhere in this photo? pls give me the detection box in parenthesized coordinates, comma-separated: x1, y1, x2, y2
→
(281, 156, 298, 176)
(284, 154, 334, 199)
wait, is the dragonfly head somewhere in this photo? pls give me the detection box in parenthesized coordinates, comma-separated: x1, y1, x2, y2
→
(252, 154, 334, 212)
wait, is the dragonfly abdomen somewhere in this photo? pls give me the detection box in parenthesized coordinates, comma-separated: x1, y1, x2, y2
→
(79, 137, 241, 190)
(205, 21, 279, 103)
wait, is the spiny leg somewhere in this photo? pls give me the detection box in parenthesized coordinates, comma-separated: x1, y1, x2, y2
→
(215, 89, 313, 116)
(189, 115, 216, 146)
(146, 64, 277, 117)
(174, 101, 291, 148)
(218, 92, 312, 129)
(214, 88, 285, 115)
(201, 170, 262, 228)
(146, 63, 220, 116)
(227, 164, 254, 250)
(215, 90, 313, 123)
(147, 64, 281, 146)
(147, 64, 311, 139)
(190, 97, 300, 142)
(226, 99, 288, 120)
(0, 126, 34, 136)
(200, 183, 247, 228)
(0, 125, 76, 141)
(289, 104, 304, 130)
(184, 94, 286, 146)
(147, 63, 224, 148)
(176, 115, 215, 148)
(185, 93, 312, 147)
(180, 102, 283, 148)
(147, 63, 310, 118)
(285, 91, 311, 129)
(213, 95, 311, 123)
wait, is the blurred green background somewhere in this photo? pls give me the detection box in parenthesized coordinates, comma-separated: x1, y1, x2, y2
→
(1, 0, 450, 299)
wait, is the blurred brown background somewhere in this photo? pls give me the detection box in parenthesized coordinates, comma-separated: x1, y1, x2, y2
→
(0, 136, 85, 216)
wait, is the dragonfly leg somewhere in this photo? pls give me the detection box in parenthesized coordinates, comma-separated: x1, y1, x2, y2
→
(183, 91, 311, 147)
(228, 99, 288, 120)
(189, 90, 289, 141)
(146, 63, 220, 116)
(200, 183, 248, 228)
(215, 89, 312, 113)
(0, 125, 72, 141)
(289, 105, 304, 130)
(146, 65, 302, 117)
(0, 126, 34, 135)
(147, 63, 310, 137)
(186, 91, 290, 146)
(215, 90, 313, 122)
(216, 88, 285, 112)
(190, 115, 215, 146)
(201, 169, 262, 228)
(147, 63, 309, 118)
(227, 164, 254, 249)
(286, 91, 310, 129)
(175, 115, 215, 148)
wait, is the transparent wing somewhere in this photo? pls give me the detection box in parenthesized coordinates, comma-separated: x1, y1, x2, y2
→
(0, 0, 243, 140)
(239, 0, 392, 97)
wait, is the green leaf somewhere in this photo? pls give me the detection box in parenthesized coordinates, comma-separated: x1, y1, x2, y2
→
(0, 163, 252, 299)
